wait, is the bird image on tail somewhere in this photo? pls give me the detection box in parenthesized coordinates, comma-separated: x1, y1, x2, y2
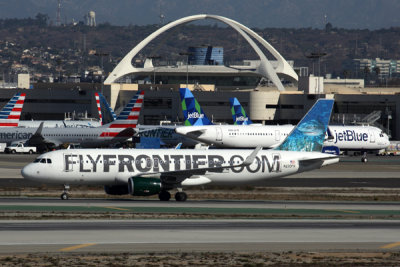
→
(275, 99, 334, 152)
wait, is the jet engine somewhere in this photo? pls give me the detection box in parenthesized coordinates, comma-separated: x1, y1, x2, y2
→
(104, 185, 129, 195)
(128, 177, 162, 196)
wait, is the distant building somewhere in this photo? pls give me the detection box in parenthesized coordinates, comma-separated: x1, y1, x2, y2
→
(188, 46, 223, 65)
(354, 58, 400, 79)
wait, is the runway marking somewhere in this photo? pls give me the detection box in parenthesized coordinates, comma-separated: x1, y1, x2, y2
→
(327, 209, 360, 214)
(380, 242, 400, 249)
(59, 243, 96, 252)
(103, 206, 130, 211)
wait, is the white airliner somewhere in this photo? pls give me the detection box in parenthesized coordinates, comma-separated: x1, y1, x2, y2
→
(22, 99, 339, 201)
(0, 92, 102, 128)
(0, 91, 144, 150)
(176, 89, 390, 162)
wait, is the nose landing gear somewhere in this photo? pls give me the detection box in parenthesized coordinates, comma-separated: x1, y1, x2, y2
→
(60, 184, 70, 200)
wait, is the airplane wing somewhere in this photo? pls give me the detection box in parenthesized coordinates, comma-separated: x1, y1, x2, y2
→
(137, 146, 262, 186)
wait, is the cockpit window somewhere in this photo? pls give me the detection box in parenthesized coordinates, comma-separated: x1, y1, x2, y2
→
(33, 158, 41, 163)
(40, 158, 46, 164)
(47, 159, 52, 164)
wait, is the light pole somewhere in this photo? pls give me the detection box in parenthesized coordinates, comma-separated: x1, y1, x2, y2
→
(95, 52, 109, 94)
(148, 56, 161, 85)
(179, 52, 192, 88)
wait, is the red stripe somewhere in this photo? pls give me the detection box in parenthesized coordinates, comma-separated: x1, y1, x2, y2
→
(136, 99, 143, 104)
(7, 115, 20, 119)
(127, 115, 139, 120)
(20, 93, 26, 96)
(109, 124, 137, 128)
(16, 100, 24, 104)
(131, 107, 141, 112)
(11, 108, 22, 112)
(0, 123, 18, 127)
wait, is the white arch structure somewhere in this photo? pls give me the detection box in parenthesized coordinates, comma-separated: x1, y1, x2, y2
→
(104, 14, 298, 91)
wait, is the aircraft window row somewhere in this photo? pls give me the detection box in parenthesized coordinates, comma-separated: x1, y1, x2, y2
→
(33, 158, 52, 164)
(228, 132, 288, 136)
(44, 134, 97, 137)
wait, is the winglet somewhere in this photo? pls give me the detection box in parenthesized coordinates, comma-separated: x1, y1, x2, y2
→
(179, 88, 213, 126)
(275, 99, 334, 152)
(243, 145, 262, 166)
(229, 97, 253, 125)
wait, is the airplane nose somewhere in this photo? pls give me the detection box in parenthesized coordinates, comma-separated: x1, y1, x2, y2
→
(21, 164, 36, 180)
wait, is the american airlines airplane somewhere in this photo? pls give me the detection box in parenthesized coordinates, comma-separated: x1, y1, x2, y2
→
(0, 92, 102, 128)
(22, 99, 339, 201)
(0, 91, 144, 150)
(175, 89, 390, 162)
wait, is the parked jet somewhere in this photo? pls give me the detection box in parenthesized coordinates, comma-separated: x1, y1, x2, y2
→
(175, 89, 390, 162)
(22, 98, 338, 201)
(1, 92, 102, 128)
(97, 91, 198, 148)
(0, 91, 144, 150)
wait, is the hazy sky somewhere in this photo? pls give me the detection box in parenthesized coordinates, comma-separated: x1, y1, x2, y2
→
(1, 0, 400, 29)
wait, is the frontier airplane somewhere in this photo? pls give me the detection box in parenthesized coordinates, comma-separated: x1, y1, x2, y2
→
(22, 98, 338, 201)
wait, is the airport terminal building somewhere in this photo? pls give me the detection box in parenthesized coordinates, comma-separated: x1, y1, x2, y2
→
(0, 14, 398, 139)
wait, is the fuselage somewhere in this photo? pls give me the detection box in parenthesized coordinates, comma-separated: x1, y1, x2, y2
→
(175, 124, 390, 151)
(0, 126, 130, 147)
(21, 148, 338, 186)
(18, 120, 101, 128)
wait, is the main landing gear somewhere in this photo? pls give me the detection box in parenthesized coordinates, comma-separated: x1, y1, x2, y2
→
(60, 184, 70, 200)
(361, 152, 368, 163)
(158, 189, 187, 202)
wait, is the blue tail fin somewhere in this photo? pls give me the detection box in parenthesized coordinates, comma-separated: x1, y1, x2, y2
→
(229, 97, 253, 125)
(275, 99, 334, 152)
(97, 92, 117, 122)
(179, 88, 213, 126)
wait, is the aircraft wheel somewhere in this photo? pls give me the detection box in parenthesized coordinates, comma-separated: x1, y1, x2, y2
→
(158, 190, 171, 201)
(361, 157, 368, 163)
(60, 192, 69, 200)
(175, 192, 187, 202)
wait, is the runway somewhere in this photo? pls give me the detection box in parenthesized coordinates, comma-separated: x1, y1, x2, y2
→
(0, 219, 399, 253)
(0, 154, 399, 254)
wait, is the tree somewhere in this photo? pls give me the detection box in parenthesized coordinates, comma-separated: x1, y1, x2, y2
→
(35, 13, 49, 27)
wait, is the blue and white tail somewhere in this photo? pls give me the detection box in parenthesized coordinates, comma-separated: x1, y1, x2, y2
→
(179, 88, 213, 126)
(275, 99, 334, 152)
(0, 93, 26, 127)
(229, 97, 253, 125)
(95, 92, 117, 125)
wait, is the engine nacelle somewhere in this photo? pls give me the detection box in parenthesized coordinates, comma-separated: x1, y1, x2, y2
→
(104, 185, 129, 195)
(128, 177, 162, 196)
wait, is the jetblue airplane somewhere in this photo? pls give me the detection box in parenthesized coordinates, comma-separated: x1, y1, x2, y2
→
(0, 91, 144, 149)
(22, 98, 339, 201)
(175, 89, 390, 161)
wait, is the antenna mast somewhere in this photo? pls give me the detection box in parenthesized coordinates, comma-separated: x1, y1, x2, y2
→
(56, 0, 61, 26)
